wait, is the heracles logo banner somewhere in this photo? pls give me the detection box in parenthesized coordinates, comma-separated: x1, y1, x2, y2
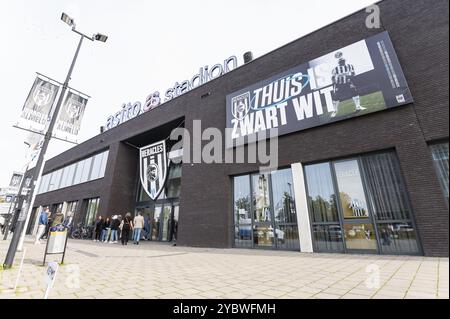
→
(140, 140, 169, 200)
(226, 31, 413, 147)
(55, 91, 88, 142)
(18, 76, 60, 132)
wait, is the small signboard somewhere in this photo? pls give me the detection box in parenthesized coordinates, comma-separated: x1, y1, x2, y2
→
(44, 262, 59, 299)
(43, 228, 69, 266)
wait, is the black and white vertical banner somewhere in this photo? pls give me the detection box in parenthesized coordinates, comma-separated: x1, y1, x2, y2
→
(16, 76, 60, 132)
(54, 90, 88, 143)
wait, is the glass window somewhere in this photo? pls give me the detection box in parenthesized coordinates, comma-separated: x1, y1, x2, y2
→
(233, 168, 299, 251)
(430, 143, 449, 201)
(166, 163, 182, 198)
(80, 157, 92, 183)
(252, 173, 271, 222)
(234, 175, 251, 225)
(90, 153, 104, 180)
(65, 163, 76, 187)
(334, 160, 369, 219)
(59, 166, 69, 188)
(377, 222, 418, 254)
(271, 169, 296, 223)
(343, 223, 377, 250)
(362, 152, 412, 221)
(312, 225, 344, 252)
(99, 150, 109, 178)
(84, 198, 99, 226)
(73, 160, 85, 185)
(305, 163, 339, 223)
(38, 174, 50, 194)
(48, 169, 62, 191)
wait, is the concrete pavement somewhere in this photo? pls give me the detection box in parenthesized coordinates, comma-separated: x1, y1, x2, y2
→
(0, 237, 448, 299)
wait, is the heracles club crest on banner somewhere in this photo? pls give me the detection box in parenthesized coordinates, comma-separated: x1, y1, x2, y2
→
(231, 92, 250, 120)
(139, 140, 169, 200)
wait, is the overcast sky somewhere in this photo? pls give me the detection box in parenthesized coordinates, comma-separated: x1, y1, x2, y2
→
(0, 0, 374, 186)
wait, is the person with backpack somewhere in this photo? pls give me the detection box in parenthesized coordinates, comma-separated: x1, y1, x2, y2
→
(120, 212, 133, 245)
(109, 215, 120, 243)
(93, 215, 104, 242)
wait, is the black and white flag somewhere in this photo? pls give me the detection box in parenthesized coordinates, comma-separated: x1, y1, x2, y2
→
(139, 140, 169, 200)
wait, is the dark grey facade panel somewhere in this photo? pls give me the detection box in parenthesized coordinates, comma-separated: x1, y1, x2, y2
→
(33, 0, 449, 256)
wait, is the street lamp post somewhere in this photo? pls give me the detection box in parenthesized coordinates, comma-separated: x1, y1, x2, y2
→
(3, 13, 107, 269)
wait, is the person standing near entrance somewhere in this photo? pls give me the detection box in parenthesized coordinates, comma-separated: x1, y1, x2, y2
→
(101, 217, 111, 242)
(133, 212, 144, 245)
(109, 215, 120, 243)
(52, 208, 64, 227)
(34, 207, 50, 244)
(120, 213, 133, 245)
(94, 215, 104, 242)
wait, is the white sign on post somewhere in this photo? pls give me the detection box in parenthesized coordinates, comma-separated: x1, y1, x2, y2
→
(44, 262, 59, 299)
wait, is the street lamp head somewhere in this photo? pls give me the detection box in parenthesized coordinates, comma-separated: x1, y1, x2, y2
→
(93, 33, 108, 42)
(61, 12, 75, 28)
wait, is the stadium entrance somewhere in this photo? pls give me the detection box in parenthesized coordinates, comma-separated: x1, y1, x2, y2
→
(134, 162, 181, 243)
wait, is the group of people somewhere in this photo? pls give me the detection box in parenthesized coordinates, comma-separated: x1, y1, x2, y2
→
(93, 211, 147, 245)
(35, 207, 73, 244)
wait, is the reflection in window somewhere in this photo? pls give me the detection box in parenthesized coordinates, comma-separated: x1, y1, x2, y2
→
(271, 169, 296, 223)
(234, 175, 251, 225)
(334, 160, 368, 219)
(377, 222, 418, 254)
(312, 225, 344, 252)
(233, 168, 299, 251)
(343, 223, 377, 250)
(430, 143, 449, 201)
(305, 163, 339, 223)
(84, 197, 99, 226)
(252, 173, 271, 222)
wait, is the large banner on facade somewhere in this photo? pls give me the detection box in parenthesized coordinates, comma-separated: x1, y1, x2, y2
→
(9, 172, 23, 188)
(16, 76, 60, 132)
(54, 91, 88, 143)
(226, 31, 413, 147)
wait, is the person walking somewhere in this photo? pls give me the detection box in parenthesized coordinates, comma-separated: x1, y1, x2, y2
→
(143, 213, 151, 240)
(133, 212, 144, 245)
(120, 213, 133, 245)
(52, 208, 64, 227)
(35, 207, 50, 244)
(109, 215, 120, 243)
(93, 216, 104, 242)
(101, 217, 111, 242)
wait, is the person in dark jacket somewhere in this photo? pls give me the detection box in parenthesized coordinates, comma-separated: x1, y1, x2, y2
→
(52, 208, 64, 227)
(120, 213, 133, 245)
(109, 215, 120, 243)
(101, 217, 111, 242)
(93, 216, 104, 242)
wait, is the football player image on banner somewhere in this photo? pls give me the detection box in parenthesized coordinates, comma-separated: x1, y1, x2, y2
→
(16, 76, 60, 132)
(226, 31, 413, 147)
(55, 91, 88, 143)
(139, 140, 169, 201)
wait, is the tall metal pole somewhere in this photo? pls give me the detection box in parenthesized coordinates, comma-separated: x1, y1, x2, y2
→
(3, 35, 84, 269)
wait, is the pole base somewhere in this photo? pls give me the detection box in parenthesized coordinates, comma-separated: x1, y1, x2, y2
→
(2, 264, 12, 270)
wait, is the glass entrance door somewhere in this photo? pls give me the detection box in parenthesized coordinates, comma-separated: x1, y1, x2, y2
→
(333, 159, 378, 253)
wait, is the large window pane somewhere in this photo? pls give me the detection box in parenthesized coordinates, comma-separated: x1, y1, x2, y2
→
(253, 225, 275, 247)
(312, 224, 344, 252)
(431, 143, 449, 201)
(334, 160, 369, 219)
(99, 150, 109, 178)
(275, 224, 299, 250)
(60, 166, 69, 188)
(66, 163, 76, 187)
(305, 163, 339, 223)
(271, 169, 296, 223)
(362, 152, 411, 221)
(234, 225, 252, 248)
(343, 223, 377, 250)
(84, 198, 99, 226)
(80, 157, 92, 183)
(90, 153, 104, 180)
(234, 175, 251, 225)
(252, 173, 271, 222)
(377, 222, 419, 254)
(73, 160, 85, 185)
